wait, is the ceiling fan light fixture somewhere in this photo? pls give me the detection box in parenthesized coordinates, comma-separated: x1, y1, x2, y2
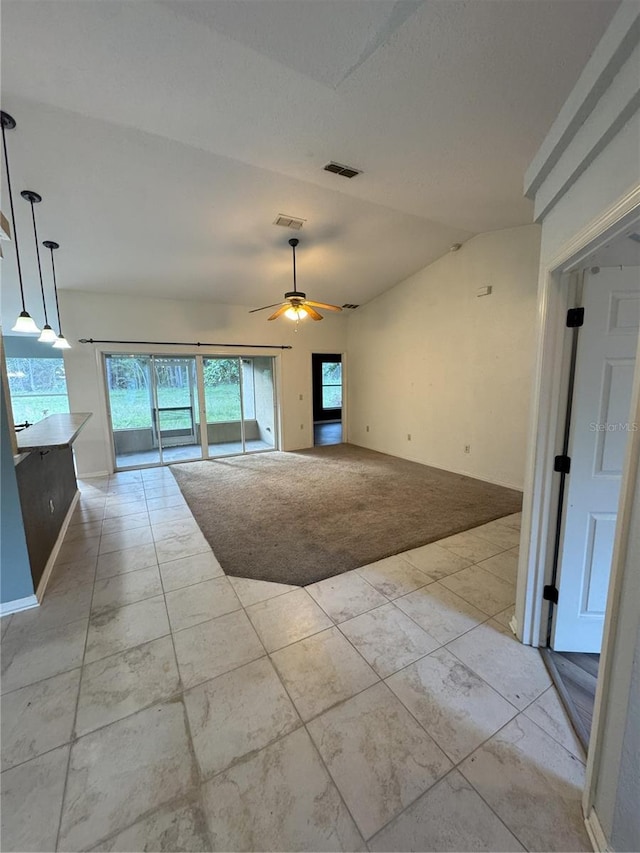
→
(285, 305, 307, 321)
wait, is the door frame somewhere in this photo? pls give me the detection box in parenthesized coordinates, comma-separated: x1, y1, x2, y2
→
(309, 351, 347, 443)
(516, 183, 640, 822)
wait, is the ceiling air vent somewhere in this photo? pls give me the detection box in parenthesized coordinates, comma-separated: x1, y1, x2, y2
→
(342, 303, 360, 310)
(627, 232, 640, 244)
(273, 214, 305, 230)
(324, 162, 362, 179)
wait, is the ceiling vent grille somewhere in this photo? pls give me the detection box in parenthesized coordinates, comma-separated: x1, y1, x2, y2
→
(324, 162, 362, 179)
(627, 232, 640, 244)
(342, 303, 360, 309)
(273, 214, 305, 230)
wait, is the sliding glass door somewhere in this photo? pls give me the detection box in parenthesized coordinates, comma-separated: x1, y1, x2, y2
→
(105, 353, 277, 470)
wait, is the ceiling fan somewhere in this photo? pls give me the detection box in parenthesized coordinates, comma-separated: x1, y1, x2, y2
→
(249, 238, 342, 321)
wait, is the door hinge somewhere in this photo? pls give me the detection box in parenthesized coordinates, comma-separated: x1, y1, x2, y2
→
(543, 585, 559, 604)
(554, 454, 571, 474)
(566, 307, 585, 327)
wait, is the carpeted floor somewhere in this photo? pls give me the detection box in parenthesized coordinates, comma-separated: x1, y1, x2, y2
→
(171, 444, 522, 586)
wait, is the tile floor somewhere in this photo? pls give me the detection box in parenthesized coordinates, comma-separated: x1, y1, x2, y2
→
(0, 471, 590, 852)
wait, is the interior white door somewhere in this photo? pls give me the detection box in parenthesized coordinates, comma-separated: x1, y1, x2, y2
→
(553, 266, 640, 652)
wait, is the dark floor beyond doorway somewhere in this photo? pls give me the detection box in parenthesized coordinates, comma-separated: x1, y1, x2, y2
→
(314, 422, 342, 445)
(542, 649, 599, 750)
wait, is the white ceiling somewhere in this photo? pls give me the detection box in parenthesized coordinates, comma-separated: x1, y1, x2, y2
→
(0, 0, 619, 322)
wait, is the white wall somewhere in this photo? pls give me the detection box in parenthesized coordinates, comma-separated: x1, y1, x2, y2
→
(59, 290, 347, 476)
(346, 224, 541, 490)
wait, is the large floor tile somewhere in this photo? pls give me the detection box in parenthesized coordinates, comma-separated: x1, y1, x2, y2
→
(1, 668, 81, 771)
(1, 618, 88, 693)
(47, 556, 97, 595)
(185, 657, 300, 779)
(92, 798, 211, 852)
(99, 525, 154, 555)
(339, 603, 439, 677)
(369, 769, 525, 852)
(524, 687, 585, 762)
(173, 609, 264, 689)
(5, 582, 93, 639)
(447, 620, 551, 709)
(64, 520, 103, 543)
(246, 588, 332, 652)
(308, 682, 451, 839)
(394, 582, 486, 644)
(75, 636, 180, 737)
(159, 551, 224, 591)
(152, 517, 202, 543)
(356, 555, 432, 599)
(85, 595, 170, 663)
(0, 614, 11, 639)
(475, 549, 519, 584)
(101, 512, 150, 536)
(103, 499, 148, 520)
(148, 504, 194, 525)
(200, 727, 363, 852)
(228, 575, 299, 607)
(91, 565, 163, 615)
(493, 607, 516, 630)
(146, 494, 188, 513)
(306, 571, 387, 623)
(56, 534, 101, 565)
(437, 530, 505, 562)
(165, 577, 241, 632)
(0, 744, 70, 852)
(96, 543, 158, 578)
(402, 542, 473, 581)
(471, 519, 521, 550)
(498, 512, 522, 530)
(271, 627, 378, 721)
(59, 701, 197, 851)
(440, 565, 516, 617)
(386, 647, 517, 763)
(154, 530, 211, 563)
(460, 715, 590, 851)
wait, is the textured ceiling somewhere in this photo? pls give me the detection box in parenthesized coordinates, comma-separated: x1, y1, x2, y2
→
(0, 0, 619, 323)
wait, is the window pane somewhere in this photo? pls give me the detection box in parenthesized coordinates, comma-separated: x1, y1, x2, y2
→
(6, 357, 70, 424)
(322, 385, 342, 409)
(322, 362, 341, 383)
(105, 356, 153, 430)
(203, 358, 241, 422)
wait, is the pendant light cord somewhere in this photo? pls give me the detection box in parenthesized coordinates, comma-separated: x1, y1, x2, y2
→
(1, 118, 27, 312)
(48, 246, 64, 335)
(28, 198, 49, 326)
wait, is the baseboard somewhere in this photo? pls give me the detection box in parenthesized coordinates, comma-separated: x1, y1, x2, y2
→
(0, 594, 39, 616)
(77, 470, 110, 479)
(35, 490, 81, 602)
(585, 808, 610, 852)
(508, 615, 519, 636)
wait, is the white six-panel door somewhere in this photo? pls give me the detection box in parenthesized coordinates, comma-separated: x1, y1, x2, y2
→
(553, 266, 640, 652)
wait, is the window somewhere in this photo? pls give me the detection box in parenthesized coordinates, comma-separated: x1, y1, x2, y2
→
(322, 361, 342, 409)
(6, 356, 70, 425)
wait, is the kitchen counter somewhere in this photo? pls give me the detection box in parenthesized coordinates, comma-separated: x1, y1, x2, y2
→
(16, 412, 92, 454)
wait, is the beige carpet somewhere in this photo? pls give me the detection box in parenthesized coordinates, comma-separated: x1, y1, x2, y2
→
(171, 444, 522, 586)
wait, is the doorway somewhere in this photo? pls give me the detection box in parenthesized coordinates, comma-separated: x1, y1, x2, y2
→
(104, 353, 277, 469)
(312, 353, 343, 446)
(540, 247, 639, 747)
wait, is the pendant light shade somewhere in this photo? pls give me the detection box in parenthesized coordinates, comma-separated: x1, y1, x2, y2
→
(39, 325, 58, 343)
(1, 111, 40, 334)
(43, 240, 71, 350)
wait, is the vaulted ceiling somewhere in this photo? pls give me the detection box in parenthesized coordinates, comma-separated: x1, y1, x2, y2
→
(0, 0, 618, 322)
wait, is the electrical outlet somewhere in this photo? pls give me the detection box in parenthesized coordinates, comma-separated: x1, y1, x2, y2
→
(366, 425, 370, 432)
(464, 444, 471, 454)
(407, 433, 412, 441)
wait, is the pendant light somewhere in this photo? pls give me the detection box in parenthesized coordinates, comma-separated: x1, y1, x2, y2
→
(0, 111, 40, 334)
(43, 241, 71, 349)
(21, 190, 57, 343)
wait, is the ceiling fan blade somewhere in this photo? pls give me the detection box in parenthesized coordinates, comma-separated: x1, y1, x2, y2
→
(249, 302, 284, 314)
(305, 300, 342, 312)
(267, 304, 291, 321)
(303, 305, 324, 321)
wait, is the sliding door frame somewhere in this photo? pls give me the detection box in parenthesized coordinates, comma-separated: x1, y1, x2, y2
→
(101, 347, 280, 472)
